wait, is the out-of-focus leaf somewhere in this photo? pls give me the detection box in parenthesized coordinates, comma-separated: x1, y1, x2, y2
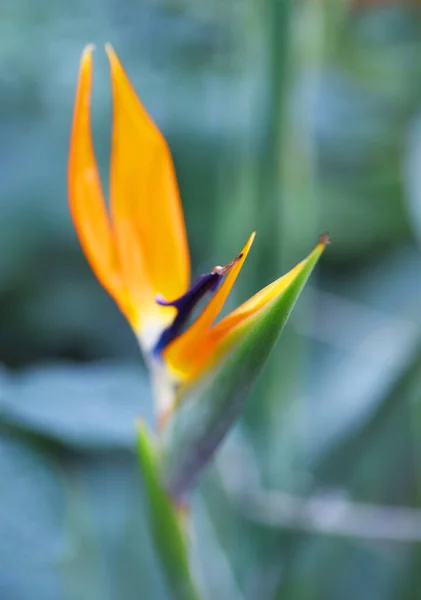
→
(0, 363, 171, 598)
(0, 428, 63, 600)
(196, 460, 280, 600)
(308, 249, 421, 500)
(273, 534, 409, 600)
(62, 449, 169, 600)
(272, 334, 421, 600)
(405, 112, 421, 247)
(136, 422, 201, 600)
(0, 423, 168, 600)
(0, 363, 152, 450)
(162, 240, 326, 501)
(314, 338, 421, 503)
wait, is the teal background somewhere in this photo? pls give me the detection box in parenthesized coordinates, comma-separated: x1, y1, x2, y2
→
(2, 1, 421, 598)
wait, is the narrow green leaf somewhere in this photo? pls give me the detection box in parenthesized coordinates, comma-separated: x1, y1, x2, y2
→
(136, 422, 201, 600)
(162, 240, 326, 501)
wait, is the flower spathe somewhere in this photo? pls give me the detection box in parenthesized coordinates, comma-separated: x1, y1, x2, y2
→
(68, 45, 328, 421)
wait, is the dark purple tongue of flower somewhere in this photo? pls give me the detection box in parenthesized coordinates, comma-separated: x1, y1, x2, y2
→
(152, 254, 242, 357)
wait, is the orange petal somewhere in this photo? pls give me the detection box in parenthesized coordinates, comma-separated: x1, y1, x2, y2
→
(106, 44, 190, 329)
(163, 232, 255, 375)
(168, 236, 328, 382)
(68, 46, 135, 324)
(211, 259, 309, 336)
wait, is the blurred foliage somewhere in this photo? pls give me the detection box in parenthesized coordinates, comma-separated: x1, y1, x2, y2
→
(3, 0, 421, 598)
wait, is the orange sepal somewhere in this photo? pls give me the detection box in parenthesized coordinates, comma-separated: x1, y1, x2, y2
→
(106, 44, 190, 330)
(68, 46, 137, 324)
(163, 232, 255, 376)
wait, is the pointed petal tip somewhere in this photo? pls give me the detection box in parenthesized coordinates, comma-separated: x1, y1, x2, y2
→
(104, 42, 115, 59)
(105, 43, 120, 71)
(244, 231, 256, 257)
(81, 44, 95, 61)
(78, 45, 95, 81)
(319, 232, 330, 247)
(246, 231, 256, 249)
(105, 44, 123, 80)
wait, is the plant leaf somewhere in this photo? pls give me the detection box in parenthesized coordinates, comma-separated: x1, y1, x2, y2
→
(0, 364, 152, 450)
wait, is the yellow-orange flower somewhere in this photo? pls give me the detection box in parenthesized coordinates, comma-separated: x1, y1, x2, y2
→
(68, 45, 327, 420)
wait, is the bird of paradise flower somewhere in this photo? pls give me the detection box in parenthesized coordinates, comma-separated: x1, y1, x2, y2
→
(68, 44, 327, 428)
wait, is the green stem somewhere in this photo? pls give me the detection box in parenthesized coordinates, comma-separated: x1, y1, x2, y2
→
(136, 422, 202, 600)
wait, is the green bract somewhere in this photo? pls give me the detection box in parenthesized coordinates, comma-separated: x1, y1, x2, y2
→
(161, 241, 326, 502)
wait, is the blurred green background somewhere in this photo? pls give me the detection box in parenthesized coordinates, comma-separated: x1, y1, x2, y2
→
(2, 0, 421, 598)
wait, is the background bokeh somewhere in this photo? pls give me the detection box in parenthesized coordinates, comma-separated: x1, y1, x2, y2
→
(2, 0, 421, 598)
